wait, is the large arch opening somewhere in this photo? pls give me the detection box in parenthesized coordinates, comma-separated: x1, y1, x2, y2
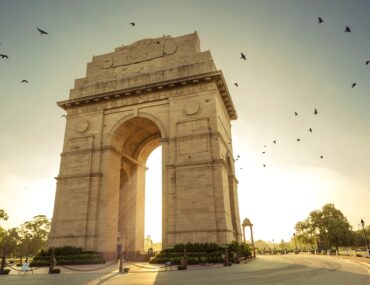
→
(111, 116, 162, 259)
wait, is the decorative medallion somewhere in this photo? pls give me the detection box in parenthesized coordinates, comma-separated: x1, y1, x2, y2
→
(184, 102, 200, 116)
(163, 40, 177, 55)
(76, 120, 90, 133)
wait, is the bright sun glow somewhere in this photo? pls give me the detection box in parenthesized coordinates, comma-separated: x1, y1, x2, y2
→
(145, 146, 162, 243)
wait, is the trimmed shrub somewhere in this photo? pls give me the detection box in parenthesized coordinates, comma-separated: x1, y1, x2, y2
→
(150, 241, 250, 265)
(31, 247, 105, 266)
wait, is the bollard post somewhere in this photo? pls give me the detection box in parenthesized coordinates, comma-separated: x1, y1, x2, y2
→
(48, 247, 55, 274)
(0, 251, 6, 273)
(119, 252, 123, 273)
(224, 247, 230, 266)
(183, 245, 188, 268)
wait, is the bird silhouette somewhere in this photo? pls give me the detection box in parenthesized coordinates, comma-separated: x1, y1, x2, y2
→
(309, 128, 312, 132)
(318, 17, 324, 24)
(0, 54, 9, 59)
(273, 140, 276, 144)
(263, 164, 266, 167)
(365, 60, 370, 65)
(294, 112, 298, 116)
(130, 22, 135, 27)
(240, 167, 243, 170)
(61, 115, 67, 118)
(345, 26, 351, 33)
(37, 28, 48, 35)
(351, 83, 357, 88)
(264, 145, 267, 147)
(237, 155, 240, 158)
(314, 108, 318, 115)
(297, 138, 301, 142)
(234, 83, 238, 87)
(21, 80, 28, 83)
(320, 155, 324, 159)
(262, 151, 266, 154)
(240, 52, 246, 60)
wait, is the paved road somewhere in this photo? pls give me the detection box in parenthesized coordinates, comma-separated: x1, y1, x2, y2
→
(0, 255, 369, 285)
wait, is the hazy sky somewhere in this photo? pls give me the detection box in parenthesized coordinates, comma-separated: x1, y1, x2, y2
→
(0, 0, 369, 243)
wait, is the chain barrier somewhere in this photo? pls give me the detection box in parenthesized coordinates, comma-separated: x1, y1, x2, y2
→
(123, 260, 171, 270)
(5, 263, 42, 273)
(58, 260, 117, 272)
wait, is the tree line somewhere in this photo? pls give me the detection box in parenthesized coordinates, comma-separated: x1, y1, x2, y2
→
(253, 204, 369, 252)
(0, 209, 51, 259)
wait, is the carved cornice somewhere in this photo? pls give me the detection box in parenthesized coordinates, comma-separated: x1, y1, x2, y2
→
(55, 172, 102, 181)
(57, 71, 237, 120)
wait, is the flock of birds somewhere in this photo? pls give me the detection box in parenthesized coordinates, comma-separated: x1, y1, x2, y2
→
(1, 19, 367, 171)
(234, 17, 368, 169)
(0, 28, 48, 83)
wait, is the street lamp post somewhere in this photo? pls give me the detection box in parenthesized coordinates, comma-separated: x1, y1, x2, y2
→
(360, 219, 369, 257)
(293, 233, 298, 254)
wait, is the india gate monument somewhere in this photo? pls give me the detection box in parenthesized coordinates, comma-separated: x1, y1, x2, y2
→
(49, 32, 242, 259)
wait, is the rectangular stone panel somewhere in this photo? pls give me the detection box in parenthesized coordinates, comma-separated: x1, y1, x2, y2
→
(53, 178, 90, 236)
(176, 118, 209, 136)
(177, 137, 208, 155)
(68, 136, 94, 151)
(66, 152, 91, 174)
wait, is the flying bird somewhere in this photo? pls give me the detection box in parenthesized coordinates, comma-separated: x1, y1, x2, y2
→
(37, 28, 48, 35)
(234, 83, 238, 87)
(294, 111, 298, 116)
(345, 26, 351, 33)
(0, 54, 9, 59)
(262, 151, 266, 154)
(309, 128, 312, 133)
(314, 108, 318, 115)
(318, 17, 324, 24)
(365, 60, 370, 65)
(21, 80, 28, 83)
(240, 52, 246, 60)
(320, 155, 324, 159)
(61, 115, 67, 118)
(263, 164, 266, 168)
(351, 83, 357, 88)
(297, 138, 301, 142)
(273, 140, 276, 144)
(130, 22, 135, 27)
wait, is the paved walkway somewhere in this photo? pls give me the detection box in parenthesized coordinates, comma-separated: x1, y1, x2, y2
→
(0, 255, 368, 285)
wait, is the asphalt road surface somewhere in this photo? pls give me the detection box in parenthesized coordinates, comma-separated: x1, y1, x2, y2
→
(0, 255, 369, 285)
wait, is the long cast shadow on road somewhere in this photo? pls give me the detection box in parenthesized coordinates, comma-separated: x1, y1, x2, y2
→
(152, 255, 369, 285)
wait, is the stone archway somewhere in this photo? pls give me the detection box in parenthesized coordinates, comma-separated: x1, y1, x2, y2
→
(114, 116, 162, 259)
(49, 32, 242, 260)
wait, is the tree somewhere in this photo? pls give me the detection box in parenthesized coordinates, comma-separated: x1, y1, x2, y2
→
(0, 210, 8, 222)
(295, 219, 317, 249)
(17, 215, 51, 257)
(0, 210, 21, 272)
(295, 204, 352, 250)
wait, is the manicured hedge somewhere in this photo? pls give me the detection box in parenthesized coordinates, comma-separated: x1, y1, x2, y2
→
(30, 246, 105, 266)
(150, 242, 251, 265)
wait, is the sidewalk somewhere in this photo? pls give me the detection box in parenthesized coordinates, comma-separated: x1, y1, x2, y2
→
(333, 255, 370, 269)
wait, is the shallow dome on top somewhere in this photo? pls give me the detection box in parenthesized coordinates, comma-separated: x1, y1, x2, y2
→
(242, 218, 252, 227)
